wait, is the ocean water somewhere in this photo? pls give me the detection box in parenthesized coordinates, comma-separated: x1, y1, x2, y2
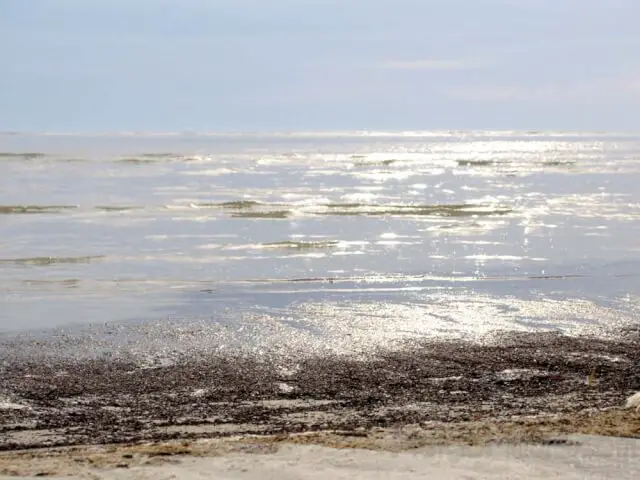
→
(2, 131, 640, 355)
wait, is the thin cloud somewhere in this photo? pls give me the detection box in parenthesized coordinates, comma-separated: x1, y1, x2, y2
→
(445, 76, 640, 103)
(620, 79, 640, 92)
(377, 59, 485, 71)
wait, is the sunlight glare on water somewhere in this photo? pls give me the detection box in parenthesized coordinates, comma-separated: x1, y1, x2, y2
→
(1, 131, 640, 354)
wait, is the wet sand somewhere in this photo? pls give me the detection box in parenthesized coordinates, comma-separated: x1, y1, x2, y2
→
(2, 330, 639, 459)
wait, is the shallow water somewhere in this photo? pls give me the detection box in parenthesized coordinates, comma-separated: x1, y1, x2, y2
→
(2, 131, 640, 354)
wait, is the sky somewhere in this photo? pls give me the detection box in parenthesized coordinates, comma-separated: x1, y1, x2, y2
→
(1, 0, 639, 132)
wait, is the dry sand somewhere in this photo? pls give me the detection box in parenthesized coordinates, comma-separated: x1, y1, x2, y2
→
(1, 433, 639, 479)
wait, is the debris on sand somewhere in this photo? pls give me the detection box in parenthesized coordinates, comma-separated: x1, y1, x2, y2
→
(626, 392, 640, 410)
(1, 332, 639, 451)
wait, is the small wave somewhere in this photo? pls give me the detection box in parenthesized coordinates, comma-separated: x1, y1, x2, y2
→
(351, 157, 398, 167)
(0, 152, 45, 160)
(262, 240, 340, 249)
(0, 255, 105, 266)
(320, 203, 512, 217)
(455, 159, 576, 169)
(0, 153, 86, 162)
(208, 200, 512, 218)
(20, 278, 81, 288)
(117, 156, 172, 164)
(231, 210, 291, 219)
(541, 161, 576, 167)
(95, 206, 141, 212)
(215, 200, 292, 218)
(218, 200, 262, 209)
(138, 153, 177, 158)
(116, 153, 210, 164)
(457, 160, 496, 167)
(0, 205, 77, 215)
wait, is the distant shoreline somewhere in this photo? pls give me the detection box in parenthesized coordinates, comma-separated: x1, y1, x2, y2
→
(3, 130, 639, 138)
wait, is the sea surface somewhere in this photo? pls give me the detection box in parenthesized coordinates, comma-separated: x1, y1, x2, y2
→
(2, 131, 640, 356)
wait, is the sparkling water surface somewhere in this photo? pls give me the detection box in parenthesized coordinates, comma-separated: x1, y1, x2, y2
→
(2, 131, 640, 355)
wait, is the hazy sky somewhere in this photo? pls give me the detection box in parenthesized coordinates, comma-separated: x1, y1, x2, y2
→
(1, 0, 639, 131)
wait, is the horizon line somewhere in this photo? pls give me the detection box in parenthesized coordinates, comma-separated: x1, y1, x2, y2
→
(2, 129, 638, 138)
